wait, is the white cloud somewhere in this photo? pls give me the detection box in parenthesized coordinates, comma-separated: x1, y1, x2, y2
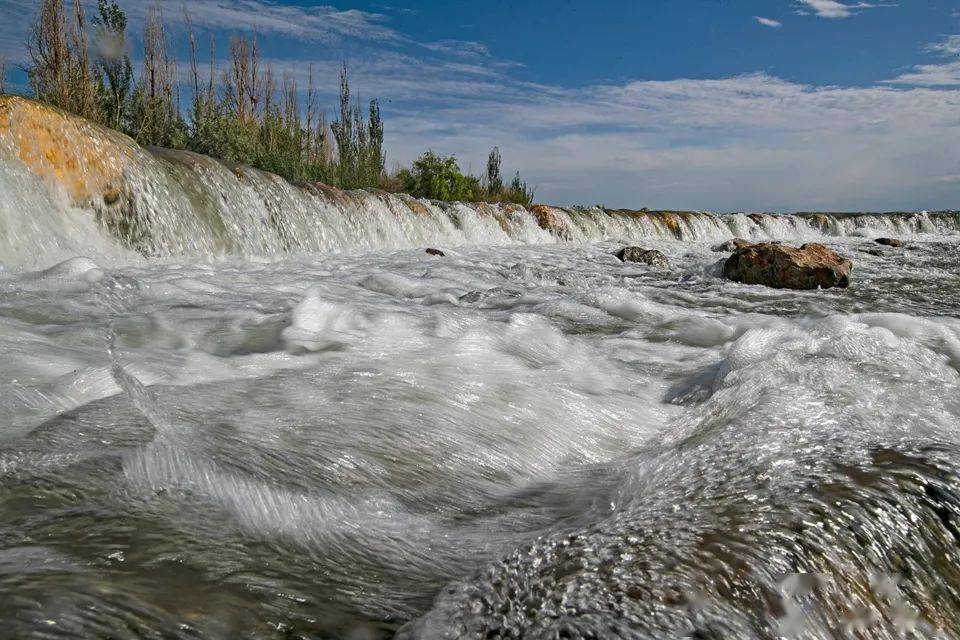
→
(886, 60, 960, 86)
(886, 35, 960, 86)
(795, 0, 886, 19)
(754, 16, 783, 28)
(928, 35, 960, 56)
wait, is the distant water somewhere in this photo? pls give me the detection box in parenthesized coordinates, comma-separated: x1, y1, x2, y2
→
(3, 97, 960, 638)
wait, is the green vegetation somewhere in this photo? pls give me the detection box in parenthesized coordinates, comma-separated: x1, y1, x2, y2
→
(395, 148, 535, 205)
(18, 0, 535, 204)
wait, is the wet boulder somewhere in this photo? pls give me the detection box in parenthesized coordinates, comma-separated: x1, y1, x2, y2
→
(874, 237, 903, 248)
(615, 246, 670, 268)
(425, 248, 445, 257)
(723, 242, 852, 290)
(711, 238, 754, 252)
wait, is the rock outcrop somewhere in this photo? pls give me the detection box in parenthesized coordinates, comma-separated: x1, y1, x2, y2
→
(615, 246, 670, 268)
(723, 242, 852, 290)
(425, 248, 445, 257)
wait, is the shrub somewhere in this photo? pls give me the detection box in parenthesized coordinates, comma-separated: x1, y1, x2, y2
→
(399, 151, 485, 202)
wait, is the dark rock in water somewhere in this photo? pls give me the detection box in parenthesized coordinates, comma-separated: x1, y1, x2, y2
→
(858, 246, 885, 257)
(875, 237, 903, 248)
(614, 246, 670, 268)
(723, 242, 852, 290)
(425, 248, 446, 257)
(103, 187, 121, 206)
(711, 238, 754, 253)
(747, 213, 767, 225)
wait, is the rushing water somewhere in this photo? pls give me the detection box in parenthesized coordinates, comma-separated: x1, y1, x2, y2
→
(2, 97, 960, 639)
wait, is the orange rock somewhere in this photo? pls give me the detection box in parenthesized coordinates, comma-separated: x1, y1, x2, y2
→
(656, 212, 683, 239)
(0, 95, 132, 206)
(527, 204, 571, 239)
(723, 242, 852, 290)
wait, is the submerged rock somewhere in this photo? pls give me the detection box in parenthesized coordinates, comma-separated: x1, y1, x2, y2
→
(723, 242, 852, 290)
(875, 237, 903, 248)
(425, 248, 446, 257)
(614, 246, 670, 268)
(711, 238, 754, 252)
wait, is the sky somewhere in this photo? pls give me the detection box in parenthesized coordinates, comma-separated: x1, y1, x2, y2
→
(1, 0, 959, 211)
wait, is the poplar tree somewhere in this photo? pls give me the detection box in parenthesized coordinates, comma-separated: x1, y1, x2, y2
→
(93, 0, 133, 131)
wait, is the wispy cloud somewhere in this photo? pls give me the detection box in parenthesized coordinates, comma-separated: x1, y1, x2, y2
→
(795, 0, 888, 19)
(886, 34, 960, 86)
(422, 40, 491, 58)
(754, 16, 783, 28)
(929, 35, 960, 56)
(0, 0, 403, 58)
(148, 0, 400, 43)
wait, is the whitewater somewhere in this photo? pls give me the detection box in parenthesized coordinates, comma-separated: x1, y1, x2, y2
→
(2, 96, 960, 639)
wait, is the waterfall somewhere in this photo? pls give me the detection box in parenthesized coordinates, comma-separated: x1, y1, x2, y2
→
(1, 95, 957, 271)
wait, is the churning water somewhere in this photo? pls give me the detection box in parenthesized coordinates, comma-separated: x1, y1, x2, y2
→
(2, 97, 960, 639)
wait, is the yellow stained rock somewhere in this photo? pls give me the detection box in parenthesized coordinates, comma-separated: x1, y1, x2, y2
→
(0, 95, 130, 206)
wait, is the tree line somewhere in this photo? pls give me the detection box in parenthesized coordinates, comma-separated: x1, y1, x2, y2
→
(14, 0, 534, 205)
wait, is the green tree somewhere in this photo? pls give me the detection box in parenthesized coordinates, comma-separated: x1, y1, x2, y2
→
(486, 146, 502, 197)
(400, 151, 483, 202)
(504, 170, 535, 206)
(92, 0, 133, 131)
(330, 64, 354, 186)
(331, 64, 384, 188)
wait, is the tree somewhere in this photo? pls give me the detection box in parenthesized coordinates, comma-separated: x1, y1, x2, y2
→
(400, 151, 483, 202)
(365, 98, 385, 185)
(486, 146, 503, 197)
(0, 55, 7, 94)
(26, 0, 99, 120)
(505, 170, 535, 206)
(185, 12, 219, 155)
(129, 4, 185, 147)
(93, 0, 133, 131)
(330, 64, 385, 188)
(330, 64, 355, 186)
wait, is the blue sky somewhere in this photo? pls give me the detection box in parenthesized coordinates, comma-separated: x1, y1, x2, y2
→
(2, 0, 960, 211)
